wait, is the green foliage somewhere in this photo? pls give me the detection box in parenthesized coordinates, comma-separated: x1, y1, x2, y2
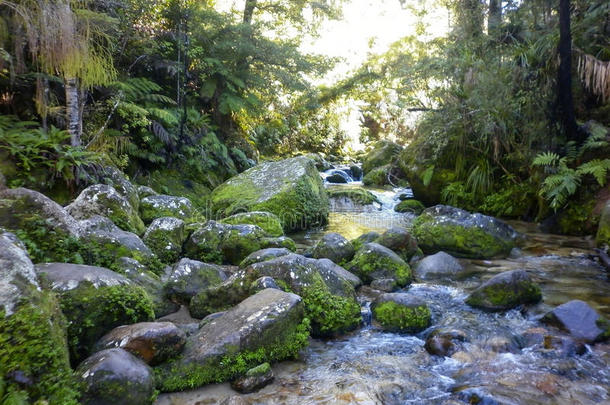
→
(372, 301, 431, 333)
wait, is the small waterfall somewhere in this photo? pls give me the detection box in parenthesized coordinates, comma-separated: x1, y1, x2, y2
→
(321, 165, 362, 184)
(360, 301, 372, 327)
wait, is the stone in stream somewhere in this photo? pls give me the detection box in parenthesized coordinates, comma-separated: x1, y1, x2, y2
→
(412, 205, 520, 259)
(326, 172, 349, 183)
(363, 165, 391, 186)
(260, 235, 297, 251)
(370, 278, 399, 292)
(415, 251, 465, 280)
(163, 258, 228, 305)
(220, 211, 284, 237)
(347, 243, 412, 287)
(371, 293, 431, 333)
(210, 156, 329, 232)
(66, 184, 146, 235)
(349, 164, 363, 179)
(541, 300, 609, 343)
(311, 232, 355, 264)
(93, 322, 186, 365)
(77, 348, 155, 405)
(239, 247, 293, 268)
(154, 289, 309, 392)
(230, 362, 274, 394)
(142, 217, 187, 264)
(465, 270, 542, 312)
(424, 329, 468, 357)
(375, 227, 422, 262)
(394, 199, 425, 215)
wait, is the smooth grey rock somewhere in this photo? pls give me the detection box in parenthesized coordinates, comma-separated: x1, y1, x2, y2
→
(240, 248, 293, 268)
(80, 216, 154, 260)
(250, 276, 280, 293)
(542, 300, 608, 343)
(312, 232, 355, 264)
(36, 263, 131, 291)
(370, 278, 398, 292)
(375, 227, 420, 261)
(415, 251, 464, 280)
(0, 232, 39, 316)
(164, 258, 227, 304)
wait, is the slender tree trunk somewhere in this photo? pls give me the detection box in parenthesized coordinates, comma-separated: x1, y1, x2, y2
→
(488, 0, 502, 36)
(243, 0, 257, 24)
(65, 77, 81, 146)
(557, 0, 579, 143)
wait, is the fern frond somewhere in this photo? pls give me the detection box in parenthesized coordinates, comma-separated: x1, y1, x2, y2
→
(576, 159, 610, 186)
(532, 152, 561, 167)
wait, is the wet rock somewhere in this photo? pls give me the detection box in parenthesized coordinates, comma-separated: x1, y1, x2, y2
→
(371, 293, 431, 333)
(312, 232, 355, 264)
(142, 217, 186, 263)
(347, 243, 412, 287)
(221, 396, 249, 405)
(164, 258, 228, 305)
(370, 278, 399, 292)
(375, 227, 421, 261)
(240, 248, 293, 268)
(155, 289, 308, 392)
(0, 232, 40, 316)
(483, 335, 520, 353)
(221, 211, 284, 237)
(94, 322, 186, 365)
(596, 200, 610, 247)
(67, 184, 145, 234)
(327, 188, 379, 208)
(394, 199, 425, 214)
(415, 251, 465, 280)
(137, 185, 158, 199)
(453, 386, 506, 405)
(96, 166, 141, 212)
(77, 348, 154, 405)
(362, 140, 402, 174)
(412, 205, 519, 259)
(231, 362, 274, 393)
(519, 327, 587, 356)
(425, 329, 467, 356)
(541, 300, 609, 343)
(465, 270, 542, 311)
(157, 306, 200, 335)
(351, 231, 381, 251)
(350, 165, 363, 180)
(250, 276, 280, 293)
(260, 235, 297, 251)
(326, 172, 349, 183)
(210, 156, 329, 232)
(363, 165, 391, 186)
(139, 195, 193, 224)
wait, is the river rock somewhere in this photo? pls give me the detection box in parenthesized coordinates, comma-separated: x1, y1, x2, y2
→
(347, 243, 412, 287)
(240, 248, 293, 268)
(210, 156, 329, 232)
(465, 270, 542, 311)
(363, 165, 390, 186)
(351, 231, 381, 251)
(142, 217, 186, 263)
(370, 278, 399, 292)
(371, 293, 431, 333)
(97, 166, 141, 212)
(36, 263, 155, 363)
(139, 195, 193, 224)
(541, 300, 609, 343)
(424, 329, 468, 356)
(164, 258, 228, 305)
(412, 205, 519, 259)
(231, 362, 274, 394)
(94, 322, 186, 365)
(77, 348, 154, 405)
(350, 165, 363, 180)
(312, 232, 355, 264)
(326, 172, 349, 183)
(155, 289, 308, 392)
(67, 184, 145, 235)
(260, 235, 297, 251)
(362, 140, 402, 174)
(221, 211, 284, 237)
(596, 200, 610, 247)
(0, 232, 40, 316)
(394, 199, 425, 214)
(375, 227, 421, 261)
(415, 251, 465, 280)
(327, 187, 379, 210)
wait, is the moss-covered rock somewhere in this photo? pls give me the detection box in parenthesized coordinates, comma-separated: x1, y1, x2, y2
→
(465, 270, 542, 311)
(311, 232, 355, 265)
(596, 200, 610, 247)
(327, 187, 379, 206)
(66, 184, 145, 235)
(0, 233, 79, 404)
(142, 217, 187, 264)
(141, 168, 211, 209)
(362, 165, 390, 186)
(350, 231, 381, 252)
(371, 293, 431, 333)
(220, 211, 284, 237)
(163, 258, 228, 305)
(394, 199, 425, 214)
(347, 243, 412, 287)
(137, 185, 158, 199)
(412, 205, 519, 259)
(375, 227, 421, 262)
(362, 140, 402, 174)
(139, 195, 194, 224)
(96, 166, 141, 212)
(260, 236, 297, 251)
(240, 248, 293, 268)
(35, 263, 155, 364)
(155, 289, 309, 392)
(210, 156, 329, 232)
(230, 362, 274, 394)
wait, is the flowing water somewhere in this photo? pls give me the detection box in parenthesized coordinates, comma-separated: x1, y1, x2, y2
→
(157, 174, 610, 405)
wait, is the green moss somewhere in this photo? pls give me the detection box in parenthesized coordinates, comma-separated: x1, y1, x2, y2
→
(260, 236, 297, 251)
(220, 228, 264, 264)
(394, 200, 425, 214)
(597, 203, 610, 247)
(189, 277, 253, 319)
(372, 301, 431, 333)
(58, 283, 155, 365)
(245, 362, 271, 377)
(348, 250, 412, 287)
(154, 318, 310, 392)
(0, 292, 80, 405)
(362, 165, 390, 186)
(221, 212, 284, 237)
(143, 169, 212, 210)
(143, 224, 186, 265)
(465, 281, 542, 310)
(362, 141, 402, 174)
(557, 198, 597, 236)
(327, 188, 379, 205)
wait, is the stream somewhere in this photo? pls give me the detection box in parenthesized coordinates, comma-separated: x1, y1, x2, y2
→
(157, 167, 610, 405)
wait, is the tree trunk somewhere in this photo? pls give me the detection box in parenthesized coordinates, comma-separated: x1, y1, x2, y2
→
(65, 77, 81, 146)
(488, 0, 502, 36)
(557, 0, 580, 143)
(243, 0, 257, 24)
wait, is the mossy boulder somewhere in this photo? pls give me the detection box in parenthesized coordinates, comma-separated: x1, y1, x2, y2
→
(142, 168, 211, 209)
(142, 217, 187, 264)
(210, 156, 329, 232)
(311, 232, 355, 265)
(35, 263, 155, 364)
(362, 140, 402, 174)
(66, 184, 145, 235)
(362, 165, 390, 187)
(77, 348, 155, 405)
(240, 248, 293, 268)
(327, 187, 379, 206)
(184, 221, 267, 265)
(139, 195, 194, 224)
(465, 270, 542, 311)
(371, 293, 431, 333)
(155, 288, 309, 392)
(231, 362, 274, 394)
(164, 258, 228, 305)
(96, 166, 140, 212)
(394, 199, 425, 214)
(375, 227, 422, 262)
(220, 211, 284, 237)
(351, 231, 381, 252)
(260, 236, 297, 251)
(347, 243, 412, 287)
(0, 233, 78, 404)
(596, 200, 610, 247)
(412, 205, 519, 259)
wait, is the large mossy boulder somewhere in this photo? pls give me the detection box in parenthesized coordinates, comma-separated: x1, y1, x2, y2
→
(155, 288, 309, 392)
(0, 233, 79, 404)
(375, 227, 421, 262)
(311, 232, 355, 264)
(96, 166, 141, 212)
(139, 195, 194, 224)
(412, 205, 519, 259)
(210, 156, 329, 232)
(77, 348, 154, 405)
(164, 258, 228, 305)
(220, 211, 284, 237)
(66, 184, 145, 235)
(465, 270, 542, 311)
(371, 293, 431, 333)
(541, 300, 609, 343)
(596, 200, 610, 247)
(142, 217, 187, 264)
(35, 263, 155, 364)
(347, 243, 412, 287)
(362, 140, 402, 174)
